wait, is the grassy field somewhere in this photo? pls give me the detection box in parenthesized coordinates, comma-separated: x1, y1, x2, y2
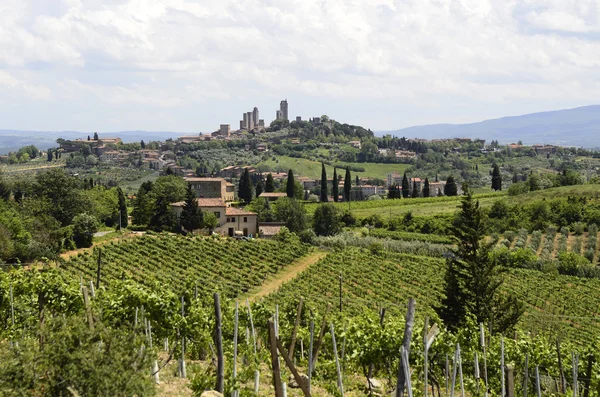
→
(304, 184, 600, 218)
(256, 155, 409, 180)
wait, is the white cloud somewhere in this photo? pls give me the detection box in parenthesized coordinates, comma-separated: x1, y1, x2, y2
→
(0, 0, 600, 131)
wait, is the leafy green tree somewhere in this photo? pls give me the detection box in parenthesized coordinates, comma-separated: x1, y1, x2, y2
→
(423, 177, 430, 198)
(265, 173, 275, 193)
(313, 203, 342, 236)
(286, 169, 295, 198)
(320, 162, 328, 202)
(203, 213, 219, 234)
(274, 197, 307, 233)
(402, 172, 410, 198)
(131, 182, 153, 226)
(180, 184, 203, 232)
(238, 168, 253, 204)
(491, 164, 502, 191)
(444, 176, 458, 196)
(528, 172, 540, 191)
(116, 187, 128, 228)
(438, 187, 523, 333)
(150, 175, 187, 204)
(344, 167, 351, 202)
(72, 213, 99, 248)
(149, 196, 176, 232)
(332, 168, 339, 202)
(35, 169, 88, 226)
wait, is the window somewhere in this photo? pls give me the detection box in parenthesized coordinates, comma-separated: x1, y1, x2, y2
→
(244, 217, 247, 222)
(214, 211, 220, 218)
(231, 217, 236, 222)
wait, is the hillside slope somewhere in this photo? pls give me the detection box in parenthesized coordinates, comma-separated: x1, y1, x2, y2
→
(379, 105, 600, 148)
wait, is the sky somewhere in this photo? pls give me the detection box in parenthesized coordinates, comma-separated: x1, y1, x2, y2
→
(1, 0, 600, 133)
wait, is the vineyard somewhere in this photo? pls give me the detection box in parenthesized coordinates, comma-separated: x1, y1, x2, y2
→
(264, 247, 600, 347)
(60, 234, 311, 297)
(498, 225, 600, 262)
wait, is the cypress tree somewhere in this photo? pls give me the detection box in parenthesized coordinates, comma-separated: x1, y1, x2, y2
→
(444, 176, 458, 196)
(238, 168, 253, 203)
(355, 175, 360, 186)
(265, 173, 275, 192)
(401, 172, 410, 198)
(255, 180, 264, 198)
(180, 183, 203, 232)
(332, 168, 339, 202)
(320, 162, 328, 202)
(286, 169, 295, 198)
(491, 164, 502, 191)
(116, 187, 128, 228)
(412, 180, 418, 198)
(423, 177, 430, 198)
(344, 167, 351, 202)
(437, 186, 523, 332)
(93, 132, 99, 140)
(141, 140, 146, 149)
(47, 149, 53, 162)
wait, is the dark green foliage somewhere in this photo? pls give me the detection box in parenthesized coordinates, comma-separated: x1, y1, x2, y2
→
(412, 179, 419, 198)
(332, 168, 339, 202)
(320, 162, 328, 202)
(438, 187, 523, 333)
(313, 203, 342, 236)
(149, 196, 176, 232)
(93, 132, 99, 140)
(344, 167, 351, 202)
(0, 172, 10, 201)
(423, 177, 430, 198)
(255, 179, 264, 198)
(47, 149, 53, 162)
(72, 213, 99, 248)
(265, 173, 275, 193)
(140, 140, 146, 149)
(286, 169, 295, 198)
(180, 184, 203, 232)
(387, 184, 402, 199)
(492, 164, 502, 191)
(444, 176, 458, 196)
(116, 187, 128, 228)
(0, 317, 155, 397)
(35, 169, 88, 226)
(274, 197, 307, 233)
(402, 172, 409, 198)
(131, 182, 153, 226)
(238, 168, 253, 204)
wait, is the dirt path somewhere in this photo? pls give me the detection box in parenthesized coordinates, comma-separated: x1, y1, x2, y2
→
(59, 231, 145, 260)
(245, 250, 328, 302)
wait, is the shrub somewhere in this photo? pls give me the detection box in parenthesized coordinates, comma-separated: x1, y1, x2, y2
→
(72, 213, 99, 248)
(573, 222, 586, 235)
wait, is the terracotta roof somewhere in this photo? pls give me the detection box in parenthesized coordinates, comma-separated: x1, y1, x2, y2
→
(171, 198, 225, 207)
(259, 226, 282, 236)
(226, 207, 256, 216)
(184, 177, 226, 182)
(259, 192, 287, 198)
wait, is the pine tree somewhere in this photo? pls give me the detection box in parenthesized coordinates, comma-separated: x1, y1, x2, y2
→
(332, 168, 339, 202)
(93, 132, 99, 140)
(265, 173, 275, 193)
(423, 177, 430, 198)
(437, 186, 523, 333)
(444, 176, 458, 196)
(344, 167, 351, 202)
(286, 169, 295, 198)
(491, 164, 502, 191)
(401, 172, 410, 198)
(180, 183, 203, 232)
(238, 168, 253, 204)
(141, 140, 146, 149)
(116, 187, 128, 228)
(320, 163, 328, 202)
(255, 180, 264, 198)
(412, 180, 418, 198)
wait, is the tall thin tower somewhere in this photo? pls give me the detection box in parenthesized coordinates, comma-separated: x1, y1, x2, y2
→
(280, 99, 288, 121)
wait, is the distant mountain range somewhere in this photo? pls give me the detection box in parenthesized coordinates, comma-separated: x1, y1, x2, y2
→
(0, 130, 187, 154)
(377, 105, 600, 148)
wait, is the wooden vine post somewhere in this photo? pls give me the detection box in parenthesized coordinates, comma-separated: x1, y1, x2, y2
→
(396, 298, 416, 397)
(268, 320, 284, 397)
(289, 297, 304, 360)
(82, 286, 94, 330)
(275, 333, 312, 397)
(214, 293, 224, 393)
(95, 248, 102, 290)
(311, 303, 331, 370)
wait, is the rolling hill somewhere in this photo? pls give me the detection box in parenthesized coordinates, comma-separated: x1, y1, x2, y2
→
(378, 105, 600, 148)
